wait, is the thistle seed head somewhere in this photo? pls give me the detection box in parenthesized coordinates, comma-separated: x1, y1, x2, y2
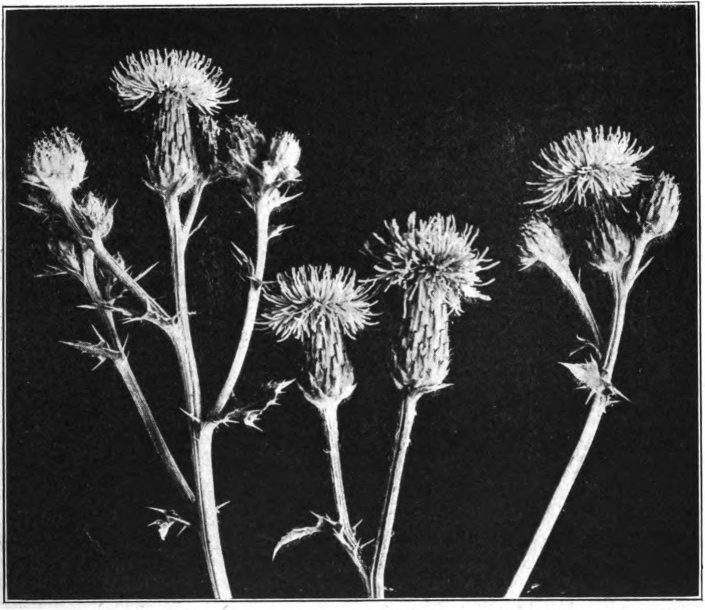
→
(519, 216, 570, 271)
(527, 126, 652, 209)
(638, 173, 680, 239)
(112, 49, 231, 114)
(25, 128, 87, 210)
(263, 265, 375, 408)
(367, 212, 496, 315)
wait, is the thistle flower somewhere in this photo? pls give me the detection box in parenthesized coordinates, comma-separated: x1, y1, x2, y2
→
(262, 132, 302, 186)
(638, 173, 680, 240)
(112, 50, 231, 196)
(263, 265, 375, 408)
(25, 128, 87, 211)
(367, 213, 496, 393)
(527, 126, 652, 209)
(78, 192, 114, 240)
(587, 215, 633, 277)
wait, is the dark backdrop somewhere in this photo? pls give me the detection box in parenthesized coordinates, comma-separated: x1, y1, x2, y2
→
(5, 5, 699, 600)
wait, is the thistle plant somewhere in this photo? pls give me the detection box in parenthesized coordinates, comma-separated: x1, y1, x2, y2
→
(263, 265, 375, 594)
(365, 213, 497, 598)
(23, 49, 303, 599)
(506, 127, 680, 598)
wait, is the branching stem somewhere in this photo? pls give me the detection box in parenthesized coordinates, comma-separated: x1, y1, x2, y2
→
(212, 205, 271, 417)
(505, 238, 648, 599)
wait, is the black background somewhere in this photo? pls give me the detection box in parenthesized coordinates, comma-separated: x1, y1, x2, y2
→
(5, 5, 699, 600)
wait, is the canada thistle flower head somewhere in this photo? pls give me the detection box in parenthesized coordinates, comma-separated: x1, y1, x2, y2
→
(368, 212, 496, 314)
(112, 49, 231, 114)
(113, 50, 231, 196)
(78, 192, 114, 240)
(519, 216, 570, 271)
(367, 213, 496, 393)
(263, 265, 375, 408)
(25, 128, 87, 210)
(527, 126, 652, 209)
(587, 215, 633, 276)
(638, 173, 680, 239)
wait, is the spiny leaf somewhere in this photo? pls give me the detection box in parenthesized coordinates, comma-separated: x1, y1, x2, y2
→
(272, 515, 329, 560)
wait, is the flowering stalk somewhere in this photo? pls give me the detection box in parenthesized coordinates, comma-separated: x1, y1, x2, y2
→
(366, 213, 496, 598)
(263, 265, 375, 593)
(213, 120, 302, 417)
(507, 134, 680, 598)
(113, 49, 232, 598)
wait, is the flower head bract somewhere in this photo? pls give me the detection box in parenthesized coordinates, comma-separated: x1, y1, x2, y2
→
(367, 212, 496, 315)
(112, 49, 232, 114)
(527, 126, 652, 209)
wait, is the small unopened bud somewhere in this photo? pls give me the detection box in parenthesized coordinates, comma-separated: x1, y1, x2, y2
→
(48, 238, 81, 276)
(519, 216, 570, 271)
(79, 192, 114, 240)
(262, 132, 301, 186)
(639, 173, 680, 239)
(223, 115, 266, 183)
(588, 216, 633, 276)
(25, 128, 87, 210)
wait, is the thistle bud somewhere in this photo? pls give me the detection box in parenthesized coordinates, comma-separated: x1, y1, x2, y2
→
(639, 173, 680, 239)
(195, 114, 223, 179)
(262, 132, 301, 186)
(223, 115, 266, 183)
(587, 216, 633, 276)
(519, 216, 570, 271)
(25, 128, 87, 211)
(48, 238, 82, 277)
(78, 192, 114, 240)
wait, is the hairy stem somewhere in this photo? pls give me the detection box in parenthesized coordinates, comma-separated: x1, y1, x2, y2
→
(212, 206, 270, 417)
(321, 404, 371, 595)
(166, 194, 231, 599)
(371, 391, 421, 598)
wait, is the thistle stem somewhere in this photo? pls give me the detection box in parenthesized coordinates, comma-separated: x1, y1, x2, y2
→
(166, 194, 231, 599)
(505, 241, 646, 598)
(82, 249, 195, 504)
(371, 391, 421, 598)
(320, 404, 371, 595)
(213, 206, 270, 417)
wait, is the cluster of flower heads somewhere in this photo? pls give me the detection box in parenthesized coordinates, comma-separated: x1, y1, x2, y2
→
(112, 49, 232, 114)
(526, 126, 653, 210)
(367, 212, 497, 315)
